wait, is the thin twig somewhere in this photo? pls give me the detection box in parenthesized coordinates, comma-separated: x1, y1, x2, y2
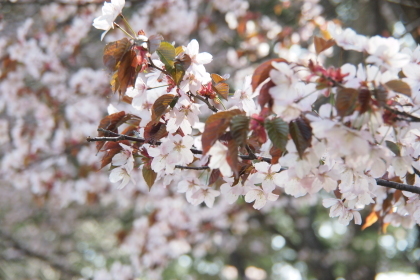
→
(194, 94, 218, 112)
(148, 57, 170, 76)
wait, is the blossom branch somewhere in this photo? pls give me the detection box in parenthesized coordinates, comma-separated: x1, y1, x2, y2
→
(384, 105, 420, 122)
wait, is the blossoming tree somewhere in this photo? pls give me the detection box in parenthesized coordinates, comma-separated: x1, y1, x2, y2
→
(2, 0, 420, 279)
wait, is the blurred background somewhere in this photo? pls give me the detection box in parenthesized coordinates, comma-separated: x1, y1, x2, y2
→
(1, 0, 420, 279)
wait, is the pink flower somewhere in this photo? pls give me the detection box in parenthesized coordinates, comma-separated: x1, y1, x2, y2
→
(322, 198, 362, 225)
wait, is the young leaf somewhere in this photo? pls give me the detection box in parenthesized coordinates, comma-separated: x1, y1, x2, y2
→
(361, 210, 379, 230)
(103, 38, 132, 72)
(258, 80, 274, 108)
(214, 82, 229, 100)
(202, 109, 243, 154)
(336, 87, 358, 117)
(406, 172, 415, 186)
(156, 41, 175, 70)
(270, 146, 282, 164)
(117, 50, 138, 96)
(385, 80, 411, 97)
(143, 167, 157, 190)
(313, 36, 335, 55)
(144, 121, 168, 143)
(226, 139, 240, 177)
(251, 58, 287, 91)
(208, 169, 222, 186)
(289, 117, 312, 158)
(357, 87, 372, 114)
(151, 94, 175, 123)
(230, 115, 250, 147)
(265, 117, 289, 152)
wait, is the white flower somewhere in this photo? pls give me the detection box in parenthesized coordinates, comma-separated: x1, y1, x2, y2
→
(366, 36, 410, 69)
(166, 96, 201, 135)
(126, 77, 148, 110)
(232, 75, 257, 115)
(191, 187, 220, 208)
(92, 0, 125, 41)
(109, 166, 133, 189)
(244, 185, 279, 210)
(184, 39, 212, 84)
(178, 177, 201, 203)
(208, 141, 233, 177)
(329, 26, 368, 52)
(220, 178, 244, 204)
(254, 162, 282, 191)
(322, 198, 362, 225)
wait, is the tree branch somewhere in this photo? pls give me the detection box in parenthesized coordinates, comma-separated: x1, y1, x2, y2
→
(384, 105, 420, 122)
(376, 179, 420, 194)
(88, 130, 420, 194)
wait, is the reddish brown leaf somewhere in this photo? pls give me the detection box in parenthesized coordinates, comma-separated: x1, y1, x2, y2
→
(226, 139, 240, 177)
(251, 58, 287, 91)
(151, 94, 175, 123)
(357, 87, 372, 114)
(211, 73, 227, 84)
(406, 172, 415, 186)
(258, 80, 274, 108)
(209, 169, 222, 186)
(103, 38, 132, 72)
(214, 82, 229, 100)
(314, 36, 335, 55)
(270, 146, 282, 164)
(117, 49, 138, 96)
(385, 80, 411, 97)
(144, 121, 168, 143)
(361, 210, 379, 230)
(336, 87, 358, 117)
(289, 117, 312, 159)
(100, 140, 130, 169)
(96, 111, 126, 151)
(202, 109, 243, 154)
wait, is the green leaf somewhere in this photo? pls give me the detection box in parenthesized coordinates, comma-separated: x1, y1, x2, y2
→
(230, 115, 250, 147)
(336, 87, 358, 117)
(202, 109, 243, 154)
(156, 41, 175, 70)
(265, 117, 289, 151)
(142, 167, 157, 190)
(385, 140, 401, 156)
(289, 117, 312, 159)
(385, 80, 411, 97)
(151, 94, 175, 123)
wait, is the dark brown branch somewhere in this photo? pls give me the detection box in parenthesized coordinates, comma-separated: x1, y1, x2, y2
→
(376, 179, 420, 194)
(88, 130, 420, 194)
(175, 165, 209, 170)
(384, 105, 420, 122)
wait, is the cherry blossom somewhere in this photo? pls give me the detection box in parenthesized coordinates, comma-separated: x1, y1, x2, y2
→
(93, 0, 126, 40)
(244, 185, 279, 210)
(322, 198, 362, 225)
